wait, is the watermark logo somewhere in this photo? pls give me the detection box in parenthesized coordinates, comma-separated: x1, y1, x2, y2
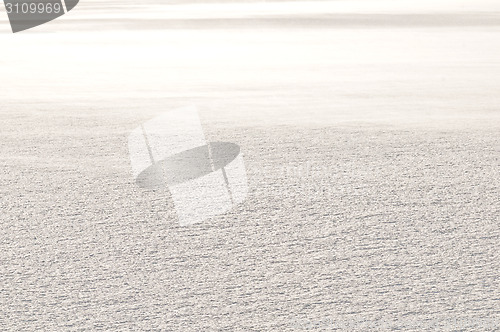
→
(3, 0, 79, 33)
(128, 106, 248, 226)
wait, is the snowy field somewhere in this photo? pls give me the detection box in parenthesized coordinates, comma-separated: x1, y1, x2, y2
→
(0, 1, 499, 330)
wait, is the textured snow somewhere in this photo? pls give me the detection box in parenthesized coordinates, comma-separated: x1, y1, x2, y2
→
(0, 3, 499, 331)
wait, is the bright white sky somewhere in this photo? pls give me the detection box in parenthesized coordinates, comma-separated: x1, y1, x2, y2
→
(41, 0, 496, 21)
(2, 0, 500, 22)
(1, 0, 499, 126)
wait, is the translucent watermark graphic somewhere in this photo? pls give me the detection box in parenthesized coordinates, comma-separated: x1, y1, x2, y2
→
(249, 160, 344, 197)
(128, 106, 248, 226)
(255, 161, 336, 180)
(3, 0, 79, 33)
